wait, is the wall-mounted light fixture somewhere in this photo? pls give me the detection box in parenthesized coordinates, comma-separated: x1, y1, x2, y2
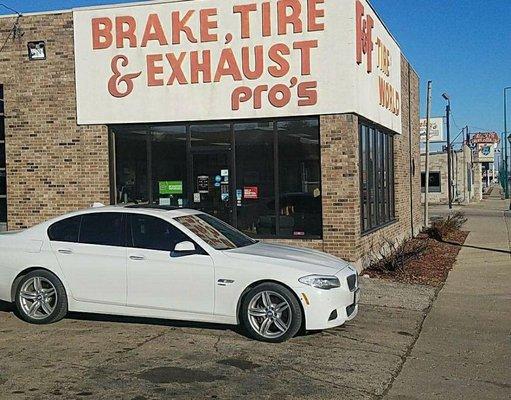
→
(27, 41, 46, 60)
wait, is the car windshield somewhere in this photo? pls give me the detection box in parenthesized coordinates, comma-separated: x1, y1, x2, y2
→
(175, 214, 257, 250)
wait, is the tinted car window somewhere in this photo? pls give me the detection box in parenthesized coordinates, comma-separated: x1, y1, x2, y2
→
(130, 214, 189, 252)
(48, 216, 81, 243)
(79, 213, 124, 247)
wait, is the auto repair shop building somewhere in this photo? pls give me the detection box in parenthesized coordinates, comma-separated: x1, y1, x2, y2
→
(0, 0, 421, 268)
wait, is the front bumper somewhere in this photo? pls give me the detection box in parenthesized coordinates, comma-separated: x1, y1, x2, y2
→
(293, 268, 360, 331)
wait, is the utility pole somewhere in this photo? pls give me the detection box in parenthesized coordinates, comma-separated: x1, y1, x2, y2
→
(504, 87, 511, 199)
(424, 81, 432, 227)
(461, 127, 468, 204)
(443, 93, 452, 209)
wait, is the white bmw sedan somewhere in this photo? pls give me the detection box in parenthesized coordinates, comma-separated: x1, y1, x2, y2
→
(0, 206, 359, 342)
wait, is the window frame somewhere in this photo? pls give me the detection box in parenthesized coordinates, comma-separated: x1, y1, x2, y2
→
(109, 116, 323, 240)
(359, 120, 396, 235)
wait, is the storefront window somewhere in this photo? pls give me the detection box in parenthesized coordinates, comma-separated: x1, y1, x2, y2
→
(191, 123, 231, 150)
(151, 126, 187, 207)
(277, 119, 321, 237)
(235, 122, 275, 236)
(0, 115, 4, 141)
(113, 128, 148, 204)
(111, 117, 322, 239)
(359, 122, 395, 233)
(0, 171, 5, 195)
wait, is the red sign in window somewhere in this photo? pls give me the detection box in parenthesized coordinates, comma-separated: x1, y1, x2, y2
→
(243, 186, 258, 200)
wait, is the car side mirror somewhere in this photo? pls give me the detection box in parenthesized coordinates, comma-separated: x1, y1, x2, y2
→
(171, 241, 197, 258)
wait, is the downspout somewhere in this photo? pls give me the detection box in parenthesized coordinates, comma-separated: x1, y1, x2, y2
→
(407, 63, 414, 236)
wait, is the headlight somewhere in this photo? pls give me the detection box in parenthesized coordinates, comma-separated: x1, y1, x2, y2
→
(299, 275, 341, 290)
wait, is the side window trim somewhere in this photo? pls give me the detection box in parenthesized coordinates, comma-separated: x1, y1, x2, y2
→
(77, 215, 83, 243)
(125, 212, 132, 248)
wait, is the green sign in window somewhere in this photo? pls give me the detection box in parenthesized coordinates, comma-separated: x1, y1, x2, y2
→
(159, 181, 183, 195)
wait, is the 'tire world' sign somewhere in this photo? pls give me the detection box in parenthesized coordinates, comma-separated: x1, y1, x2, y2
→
(74, 0, 402, 133)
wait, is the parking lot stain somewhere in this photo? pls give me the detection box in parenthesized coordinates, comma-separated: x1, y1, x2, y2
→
(397, 331, 414, 337)
(217, 358, 260, 371)
(138, 367, 224, 384)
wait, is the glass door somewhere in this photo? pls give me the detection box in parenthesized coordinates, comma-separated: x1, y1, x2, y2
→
(191, 151, 233, 225)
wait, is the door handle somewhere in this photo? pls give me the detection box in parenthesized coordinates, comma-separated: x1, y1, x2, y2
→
(58, 249, 73, 254)
(129, 255, 145, 261)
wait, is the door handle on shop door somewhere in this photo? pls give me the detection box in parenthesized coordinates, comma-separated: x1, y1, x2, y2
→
(129, 255, 145, 261)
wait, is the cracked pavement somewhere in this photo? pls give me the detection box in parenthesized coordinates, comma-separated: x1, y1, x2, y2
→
(0, 277, 436, 400)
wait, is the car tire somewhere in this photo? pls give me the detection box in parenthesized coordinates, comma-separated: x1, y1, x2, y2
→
(14, 270, 68, 325)
(241, 282, 303, 343)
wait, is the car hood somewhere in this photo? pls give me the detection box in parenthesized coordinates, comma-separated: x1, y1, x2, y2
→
(224, 242, 350, 274)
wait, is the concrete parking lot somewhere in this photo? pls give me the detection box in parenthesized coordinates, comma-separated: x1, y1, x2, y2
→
(0, 278, 435, 400)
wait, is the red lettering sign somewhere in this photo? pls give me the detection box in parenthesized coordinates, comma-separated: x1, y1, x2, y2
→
(355, 0, 374, 73)
(96, 1, 324, 111)
(243, 187, 258, 200)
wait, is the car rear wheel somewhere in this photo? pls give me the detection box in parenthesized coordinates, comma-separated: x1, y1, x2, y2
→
(15, 270, 68, 324)
(241, 282, 302, 343)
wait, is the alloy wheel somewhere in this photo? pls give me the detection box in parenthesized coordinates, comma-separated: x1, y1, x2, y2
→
(18, 276, 58, 320)
(247, 290, 292, 339)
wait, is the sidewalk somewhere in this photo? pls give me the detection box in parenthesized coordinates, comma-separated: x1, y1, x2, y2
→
(385, 190, 511, 399)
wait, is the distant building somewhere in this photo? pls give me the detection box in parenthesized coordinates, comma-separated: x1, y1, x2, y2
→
(420, 144, 481, 205)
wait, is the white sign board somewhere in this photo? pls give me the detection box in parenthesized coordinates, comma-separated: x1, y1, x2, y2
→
(420, 117, 444, 142)
(474, 143, 495, 163)
(74, 0, 402, 133)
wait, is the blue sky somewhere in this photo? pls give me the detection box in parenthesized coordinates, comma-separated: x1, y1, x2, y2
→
(1, 0, 510, 136)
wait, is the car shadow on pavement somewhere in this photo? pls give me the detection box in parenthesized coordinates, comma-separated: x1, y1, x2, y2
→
(67, 311, 244, 335)
(66, 312, 310, 338)
(0, 300, 310, 339)
(0, 299, 14, 312)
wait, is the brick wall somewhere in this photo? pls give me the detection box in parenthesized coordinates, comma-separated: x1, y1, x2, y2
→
(0, 12, 421, 270)
(281, 57, 422, 269)
(0, 13, 110, 229)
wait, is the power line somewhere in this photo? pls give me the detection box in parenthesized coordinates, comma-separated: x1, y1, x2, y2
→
(449, 109, 462, 130)
(0, 3, 21, 16)
(0, 24, 14, 53)
(0, 3, 23, 54)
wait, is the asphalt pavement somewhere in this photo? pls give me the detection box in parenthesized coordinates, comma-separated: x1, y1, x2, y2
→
(0, 277, 435, 399)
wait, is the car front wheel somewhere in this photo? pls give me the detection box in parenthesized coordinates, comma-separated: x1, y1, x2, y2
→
(15, 270, 68, 324)
(241, 282, 303, 343)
